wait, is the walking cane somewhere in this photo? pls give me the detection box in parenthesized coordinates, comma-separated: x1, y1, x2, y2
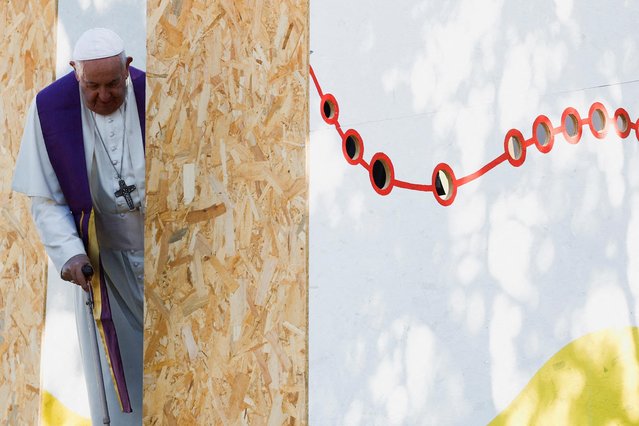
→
(82, 264, 111, 425)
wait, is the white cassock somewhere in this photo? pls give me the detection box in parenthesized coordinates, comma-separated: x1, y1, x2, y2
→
(12, 76, 144, 425)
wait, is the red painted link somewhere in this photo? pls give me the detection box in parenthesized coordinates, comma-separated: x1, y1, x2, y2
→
(311, 65, 638, 206)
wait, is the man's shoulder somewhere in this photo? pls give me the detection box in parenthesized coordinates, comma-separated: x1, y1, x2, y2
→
(38, 71, 78, 96)
(130, 66, 146, 81)
(36, 71, 79, 112)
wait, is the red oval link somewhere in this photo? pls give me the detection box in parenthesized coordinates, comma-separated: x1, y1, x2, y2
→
(613, 108, 631, 138)
(588, 102, 609, 139)
(504, 129, 526, 167)
(369, 152, 395, 196)
(320, 93, 339, 125)
(561, 107, 582, 145)
(532, 115, 554, 154)
(342, 129, 364, 165)
(432, 163, 457, 207)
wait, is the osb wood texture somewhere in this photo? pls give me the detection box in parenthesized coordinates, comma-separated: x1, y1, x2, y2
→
(0, 1, 56, 423)
(145, 0, 309, 424)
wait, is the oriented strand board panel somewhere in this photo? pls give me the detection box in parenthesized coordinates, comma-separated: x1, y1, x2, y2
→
(145, 0, 309, 424)
(0, 1, 56, 423)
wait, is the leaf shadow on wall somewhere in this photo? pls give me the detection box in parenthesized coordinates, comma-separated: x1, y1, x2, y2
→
(309, 0, 639, 424)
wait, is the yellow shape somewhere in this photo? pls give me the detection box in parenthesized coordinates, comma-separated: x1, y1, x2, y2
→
(41, 390, 91, 426)
(490, 327, 639, 426)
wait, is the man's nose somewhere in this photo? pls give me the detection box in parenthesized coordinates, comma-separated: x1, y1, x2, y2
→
(98, 87, 111, 101)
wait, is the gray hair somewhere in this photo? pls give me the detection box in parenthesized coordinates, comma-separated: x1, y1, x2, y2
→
(74, 51, 127, 77)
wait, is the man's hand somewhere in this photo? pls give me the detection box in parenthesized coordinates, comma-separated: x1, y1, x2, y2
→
(61, 254, 93, 292)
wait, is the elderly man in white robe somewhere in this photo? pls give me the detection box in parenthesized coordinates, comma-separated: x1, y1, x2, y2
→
(12, 28, 144, 425)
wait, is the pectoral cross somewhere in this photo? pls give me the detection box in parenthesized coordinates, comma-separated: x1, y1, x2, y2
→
(115, 179, 137, 210)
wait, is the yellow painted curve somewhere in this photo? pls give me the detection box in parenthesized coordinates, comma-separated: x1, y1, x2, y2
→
(490, 327, 639, 426)
(41, 390, 91, 426)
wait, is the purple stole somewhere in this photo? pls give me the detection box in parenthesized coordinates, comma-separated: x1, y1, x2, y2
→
(36, 67, 145, 413)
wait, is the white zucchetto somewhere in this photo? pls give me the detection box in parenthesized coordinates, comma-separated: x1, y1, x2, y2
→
(72, 28, 124, 61)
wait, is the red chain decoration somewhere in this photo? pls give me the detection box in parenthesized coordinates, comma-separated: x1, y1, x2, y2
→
(310, 65, 639, 206)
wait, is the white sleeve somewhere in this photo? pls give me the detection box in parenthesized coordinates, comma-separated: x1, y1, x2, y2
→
(12, 99, 67, 203)
(13, 98, 85, 272)
(30, 196, 86, 273)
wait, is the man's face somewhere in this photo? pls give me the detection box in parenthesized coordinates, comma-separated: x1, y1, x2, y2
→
(72, 55, 132, 115)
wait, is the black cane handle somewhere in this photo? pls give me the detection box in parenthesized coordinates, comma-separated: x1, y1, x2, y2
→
(81, 264, 94, 279)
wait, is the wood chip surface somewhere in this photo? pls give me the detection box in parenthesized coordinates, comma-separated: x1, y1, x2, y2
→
(0, 1, 56, 423)
(145, 0, 309, 423)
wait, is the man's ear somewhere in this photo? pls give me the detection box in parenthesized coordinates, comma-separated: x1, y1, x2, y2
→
(69, 61, 81, 81)
(124, 57, 133, 78)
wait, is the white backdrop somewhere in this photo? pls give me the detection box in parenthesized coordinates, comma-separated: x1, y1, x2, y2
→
(309, 1, 639, 424)
(56, 0, 146, 77)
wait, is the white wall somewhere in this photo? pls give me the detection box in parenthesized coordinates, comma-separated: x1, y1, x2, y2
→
(309, 1, 639, 424)
(56, 0, 146, 77)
